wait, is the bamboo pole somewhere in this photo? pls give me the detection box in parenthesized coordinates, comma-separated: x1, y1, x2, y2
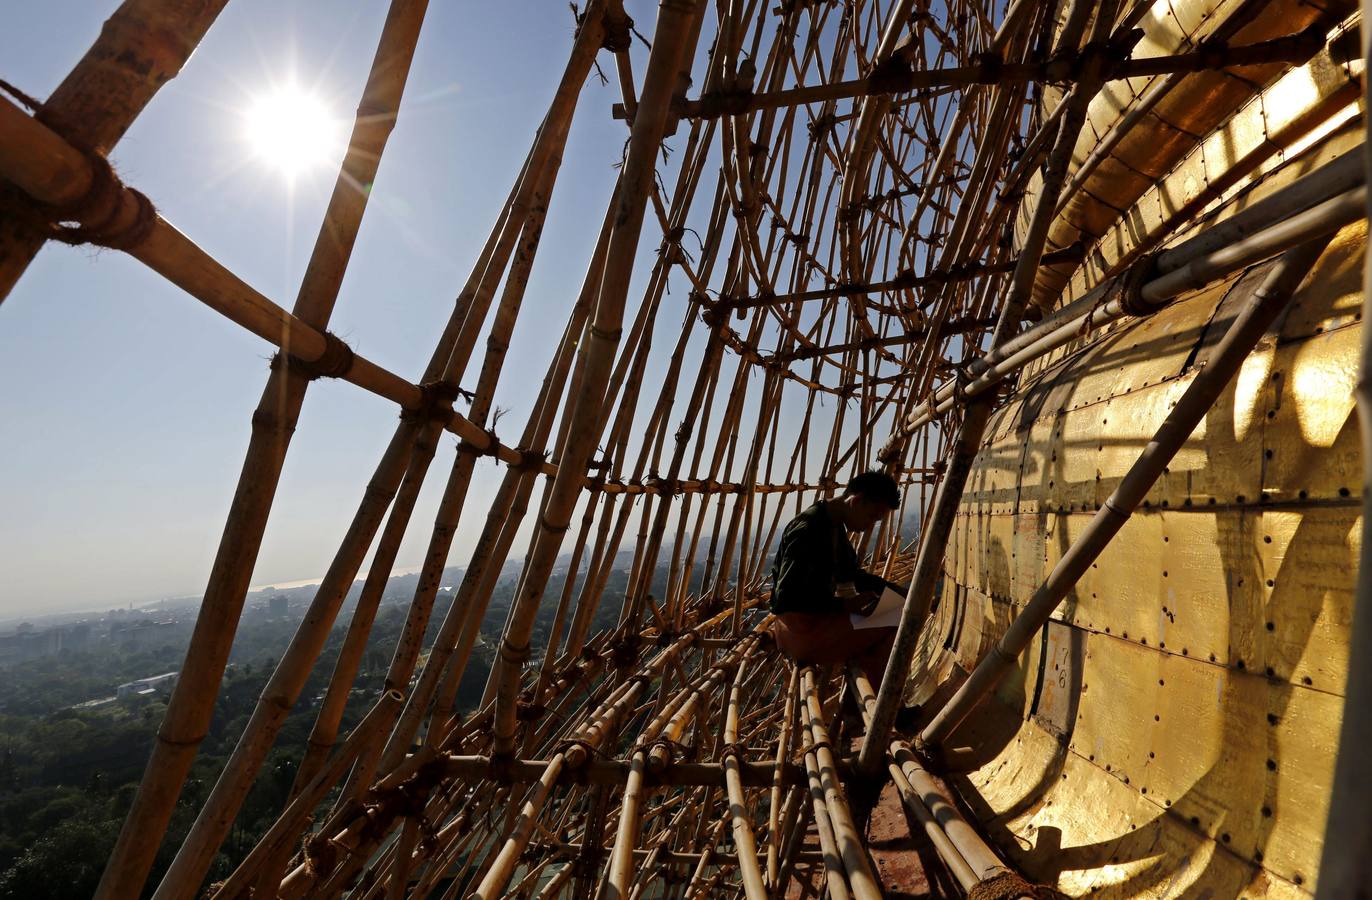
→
(765, 666, 797, 889)
(489, 0, 706, 759)
(799, 669, 882, 900)
(846, 668, 983, 890)
(94, 3, 430, 895)
(656, 26, 1321, 120)
(211, 690, 404, 899)
(723, 657, 768, 900)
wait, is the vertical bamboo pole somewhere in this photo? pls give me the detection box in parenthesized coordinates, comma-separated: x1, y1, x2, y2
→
(490, 0, 706, 758)
(765, 666, 797, 889)
(94, 4, 429, 895)
(799, 717, 851, 900)
(800, 669, 882, 900)
(723, 657, 768, 899)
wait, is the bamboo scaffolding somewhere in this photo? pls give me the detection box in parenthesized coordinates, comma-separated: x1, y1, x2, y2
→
(649, 26, 1323, 121)
(8, 0, 1364, 894)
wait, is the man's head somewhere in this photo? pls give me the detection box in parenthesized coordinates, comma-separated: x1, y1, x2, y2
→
(839, 471, 901, 532)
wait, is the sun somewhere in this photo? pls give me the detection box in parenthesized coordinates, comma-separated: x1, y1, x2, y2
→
(243, 82, 342, 178)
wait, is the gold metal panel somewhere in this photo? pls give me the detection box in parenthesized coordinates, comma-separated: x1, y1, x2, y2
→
(1058, 61, 1358, 310)
(1033, 620, 1087, 738)
(1095, 378, 1200, 511)
(970, 717, 1265, 898)
(1262, 679, 1344, 890)
(1279, 219, 1364, 342)
(1264, 326, 1362, 502)
(1071, 634, 1162, 788)
(1152, 510, 1235, 663)
(980, 512, 1016, 602)
(1045, 513, 1099, 625)
(1199, 102, 1272, 189)
(988, 390, 1030, 444)
(961, 632, 1330, 896)
(1157, 137, 1215, 216)
(1251, 506, 1358, 693)
(1014, 400, 1061, 517)
(1057, 400, 1105, 511)
(1012, 512, 1046, 602)
(1072, 513, 1166, 641)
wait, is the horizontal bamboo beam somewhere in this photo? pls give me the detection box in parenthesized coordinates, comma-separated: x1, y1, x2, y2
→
(716, 242, 1086, 312)
(431, 753, 838, 788)
(628, 25, 1323, 120)
(530, 842, 828, 867)
(766, 316, 996, 365)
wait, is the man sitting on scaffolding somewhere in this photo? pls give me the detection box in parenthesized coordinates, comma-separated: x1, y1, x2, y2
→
(769, 471, 905, 686)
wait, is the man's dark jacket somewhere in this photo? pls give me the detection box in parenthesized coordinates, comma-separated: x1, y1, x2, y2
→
(769, 501, 889, 615)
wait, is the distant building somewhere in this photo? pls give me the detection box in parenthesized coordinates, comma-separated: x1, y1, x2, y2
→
(110, 619, 177, 650)
(269, 594, 288, 618)
(117, 671, 178, 700)
(0, 621, 94, 665)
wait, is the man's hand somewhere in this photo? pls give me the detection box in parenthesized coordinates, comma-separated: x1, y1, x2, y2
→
(844, 591, 880, 616)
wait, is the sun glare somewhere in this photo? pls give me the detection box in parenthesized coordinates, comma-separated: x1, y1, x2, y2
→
(244, 83, 341, 178)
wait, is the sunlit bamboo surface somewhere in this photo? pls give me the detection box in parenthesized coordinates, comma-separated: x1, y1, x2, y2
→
(2, 0, 1370, 896)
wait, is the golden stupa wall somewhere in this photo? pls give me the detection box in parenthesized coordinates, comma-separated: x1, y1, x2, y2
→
(902, 21, 1365, 894)
(1021, 0, 1357, 314)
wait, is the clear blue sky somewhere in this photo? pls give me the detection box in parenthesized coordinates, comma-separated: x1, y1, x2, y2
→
(2, 1, 917, 618)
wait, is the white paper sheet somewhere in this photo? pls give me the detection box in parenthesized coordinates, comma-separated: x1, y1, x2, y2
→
(849, 585, 906, 630)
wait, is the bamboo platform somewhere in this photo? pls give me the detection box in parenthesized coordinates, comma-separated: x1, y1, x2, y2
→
(2, 0, 1371, 897)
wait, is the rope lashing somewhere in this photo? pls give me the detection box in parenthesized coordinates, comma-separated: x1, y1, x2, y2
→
(400, 380, 462, 424)
(272, 331, 356, 381)
(601, 11, 634, 52)
(515, 446, 548, 471)
(457, 426, 502, 459)
(11, 147, 158, 251)
(1118, 259, 1161, 318)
